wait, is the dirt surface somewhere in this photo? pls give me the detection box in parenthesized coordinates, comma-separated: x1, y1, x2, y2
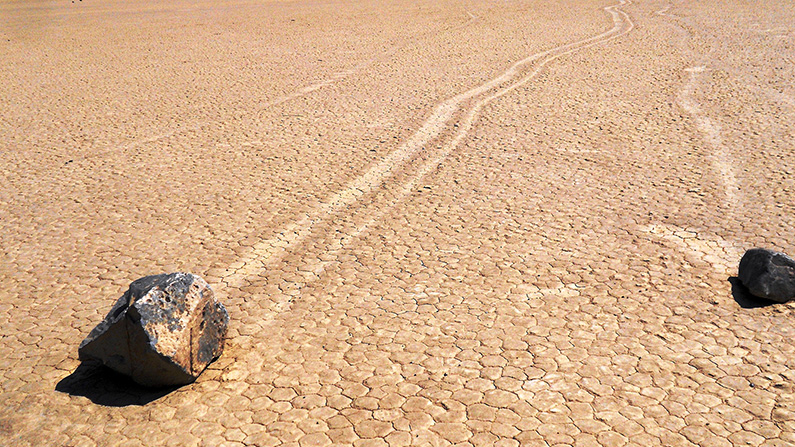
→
(1, 0, 794, 445)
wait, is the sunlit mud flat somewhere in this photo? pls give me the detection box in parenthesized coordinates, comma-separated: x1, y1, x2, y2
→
(1, 0, 794, 445)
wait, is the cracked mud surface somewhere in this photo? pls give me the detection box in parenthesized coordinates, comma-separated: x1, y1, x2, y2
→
(1, 0, 794, 445)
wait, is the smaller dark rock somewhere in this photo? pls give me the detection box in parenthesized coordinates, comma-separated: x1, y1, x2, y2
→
(738, 248, 795, 303)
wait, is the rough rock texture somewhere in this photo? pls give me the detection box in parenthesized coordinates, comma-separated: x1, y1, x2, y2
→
(79, 273, 229, 387)
(738, 248, 795, 303)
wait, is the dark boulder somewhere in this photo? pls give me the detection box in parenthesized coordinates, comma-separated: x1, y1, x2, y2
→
(738, 248, 795, 303)
(79, 273, 229, 387)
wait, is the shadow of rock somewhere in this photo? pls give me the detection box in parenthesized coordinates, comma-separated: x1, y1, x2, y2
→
(55, 361, 179, 407)
(729, 276, 778, 309)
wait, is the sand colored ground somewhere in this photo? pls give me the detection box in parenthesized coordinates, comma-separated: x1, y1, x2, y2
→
(1, 0, 794, 445)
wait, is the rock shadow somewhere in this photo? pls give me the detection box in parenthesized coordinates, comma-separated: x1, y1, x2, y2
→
(55, 361, 179, 407)
(729, 277, 778, 309)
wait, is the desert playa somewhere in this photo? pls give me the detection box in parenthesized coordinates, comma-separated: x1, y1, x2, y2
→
(1, 0, 794, 445)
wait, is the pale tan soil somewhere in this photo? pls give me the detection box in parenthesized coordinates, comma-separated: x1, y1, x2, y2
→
(1, 0, 794, 445)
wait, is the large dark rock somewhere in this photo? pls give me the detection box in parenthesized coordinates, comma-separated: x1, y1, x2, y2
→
(79, 273, 229, 387)
(738, 248, 795, 303)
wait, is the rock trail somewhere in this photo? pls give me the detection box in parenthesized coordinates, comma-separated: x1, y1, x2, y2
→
(217, 0, 636, 303)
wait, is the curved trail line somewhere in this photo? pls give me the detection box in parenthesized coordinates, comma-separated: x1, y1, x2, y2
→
(219, 0, 634, 291)
(297, 0, 635, 283)
(76, 11, 480, 162)
(677, 65, 741, 209)
(72, 70, 356, 162)
(656, 1, 742, 211)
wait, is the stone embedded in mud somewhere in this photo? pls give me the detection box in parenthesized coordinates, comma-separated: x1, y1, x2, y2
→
(738, 248, 795, 303)
(78, 273, 229, 387)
